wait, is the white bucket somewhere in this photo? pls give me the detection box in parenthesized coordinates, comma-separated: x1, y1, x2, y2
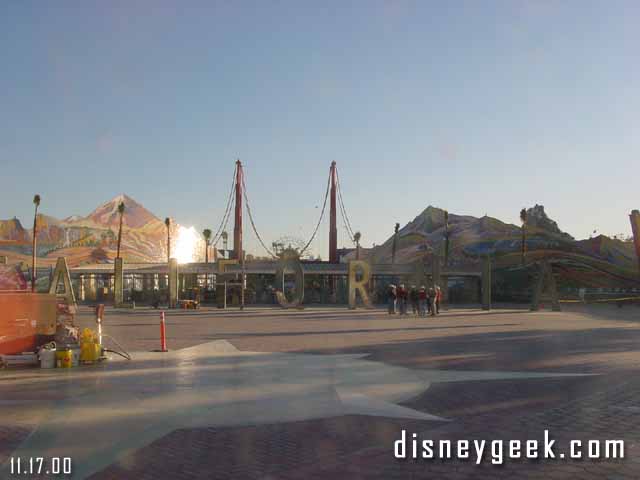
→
(39, 348, 57, 369)
(70, 348, 80, 367)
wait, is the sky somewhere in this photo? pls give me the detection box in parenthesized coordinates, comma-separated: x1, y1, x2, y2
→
(1, 1, 639, 257)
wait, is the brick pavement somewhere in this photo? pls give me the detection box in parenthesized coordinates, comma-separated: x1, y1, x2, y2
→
(4, 304, 640, 479)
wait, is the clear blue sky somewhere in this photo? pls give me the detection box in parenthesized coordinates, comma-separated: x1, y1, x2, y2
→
(1, 1, 639, 256)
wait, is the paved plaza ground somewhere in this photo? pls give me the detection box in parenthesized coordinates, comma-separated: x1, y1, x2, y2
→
(3, 304, 640, 479)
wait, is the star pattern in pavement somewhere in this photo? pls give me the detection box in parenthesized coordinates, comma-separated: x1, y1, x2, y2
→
(1, 341, 591, 479)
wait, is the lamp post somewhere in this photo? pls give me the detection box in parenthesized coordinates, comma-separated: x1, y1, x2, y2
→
(164, 217, 171, 262)
(116, 202, 125, 259)
(203, 228, 212, 292)
(31, 194, 40, 292)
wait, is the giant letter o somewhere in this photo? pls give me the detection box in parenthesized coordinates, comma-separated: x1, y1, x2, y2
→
(274, 258, 304, 308)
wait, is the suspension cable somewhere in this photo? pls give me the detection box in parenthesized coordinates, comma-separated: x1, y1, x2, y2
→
(241, 174, 277, 258)
(336, 166, 355, 238)
(211, 163, 237, 246)
(341, 222, 355, 244)
(335, 167, 357, 244)
(214, 196, 234, 247)
(339, 199, 355, 243)
(299, 170, 331, 256)
(241, 164, 354, 258)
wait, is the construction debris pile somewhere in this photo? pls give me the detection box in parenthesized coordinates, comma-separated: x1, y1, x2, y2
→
(1, 293, 92, 368)
(0, 264, 110, 369)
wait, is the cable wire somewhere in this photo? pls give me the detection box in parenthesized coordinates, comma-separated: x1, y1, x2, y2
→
(336, 167, 355, 237)
(299, 171, 331, 256)
(212, 163, 237, 246)
(211, 163, 238, 247)
(242, 163, 353, 258)
(336, 167, 357, 244)
(241, 174, 278, 258)
(102, 333, 131, 361)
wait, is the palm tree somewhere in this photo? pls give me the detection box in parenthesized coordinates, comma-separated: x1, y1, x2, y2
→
(116, 201, 125, 259)
(165, 217, 171, 262)
(31, 194, 40, 292)
(354, 231, 362, 260)
(520, 208, 527, 265)
(221, 231, 228, 257)
(443, 210, 450, 267)
(202, 229, 212, 263)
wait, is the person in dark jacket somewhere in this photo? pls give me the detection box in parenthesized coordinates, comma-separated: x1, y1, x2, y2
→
(410, 286, 419, 315)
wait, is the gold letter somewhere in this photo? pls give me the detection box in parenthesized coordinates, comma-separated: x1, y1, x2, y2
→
(348, 260, 371, 309)
(168, 258, 179, 308)
(274, 258, 304, 308)
(49, 257, 76, 306)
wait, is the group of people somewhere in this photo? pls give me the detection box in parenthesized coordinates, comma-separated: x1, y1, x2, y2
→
(387, 284, 442, 316)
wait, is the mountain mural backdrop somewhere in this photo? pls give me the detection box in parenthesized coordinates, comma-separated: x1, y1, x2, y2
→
(0, 196, 637, 287)
(0, 195, 172, 267)
(348, 204, 638, 288)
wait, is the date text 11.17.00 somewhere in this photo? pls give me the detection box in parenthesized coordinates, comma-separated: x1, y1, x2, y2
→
(10, 457, 72, 476)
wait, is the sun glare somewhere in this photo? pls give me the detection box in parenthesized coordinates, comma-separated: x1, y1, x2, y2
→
(175, 226, 199, 264)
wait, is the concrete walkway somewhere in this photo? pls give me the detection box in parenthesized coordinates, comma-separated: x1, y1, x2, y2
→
(1, 337, 588, 479)
(1, 305, 639, 479)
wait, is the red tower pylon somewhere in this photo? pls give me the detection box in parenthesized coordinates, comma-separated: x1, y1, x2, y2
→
(233, 160, 243, 260)
(329, 161, 337, 264)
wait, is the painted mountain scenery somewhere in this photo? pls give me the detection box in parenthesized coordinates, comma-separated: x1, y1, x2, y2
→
(0, 195, 171, 268)
(1, 195, 637, 289)
(347, 204, 638, 288)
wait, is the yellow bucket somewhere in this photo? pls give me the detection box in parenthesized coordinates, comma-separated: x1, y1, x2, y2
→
(80, 342, 101, 362)
(56, 349, 73, 368)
